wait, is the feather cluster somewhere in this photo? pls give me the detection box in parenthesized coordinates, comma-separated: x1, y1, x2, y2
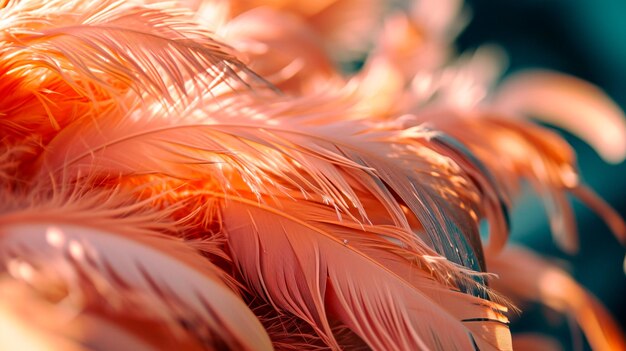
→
(1, 0, 625, 350)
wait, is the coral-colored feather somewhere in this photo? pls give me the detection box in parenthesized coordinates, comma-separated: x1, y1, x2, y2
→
(1, 0, 625, 350)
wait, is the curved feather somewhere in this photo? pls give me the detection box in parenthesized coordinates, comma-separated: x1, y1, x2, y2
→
(203, 190, 512, 350)
(495, 70, 626, 164)
(1, 0, 262, 98)
(0, 187, 273, 351)
(489, 246, 626, 351)
(420, 132, 510, 256)
(2, 1, 624, 351)
(271, 192, 513, 349)
(431, 112, 626, 253)
(0, 0, 267, 142)
(415, 111, 588, 253)
(38, 97, 488, 277)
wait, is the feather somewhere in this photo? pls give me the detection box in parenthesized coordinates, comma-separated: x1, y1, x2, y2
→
(419, 132, 510, 256)
(488, 246, 626, 351)
(413, 111, 588, 253)
(419, 110, 626, 253)
(495, 70, 626, 164)
(2, 1, 625, 350)
(0, 0, 266, 141)
(2, 0, 262, 96)
(203, 189, 512, 350)
(0, 186, 273, 351)
(37, 97, 489, 276)
(224, 7, 339, 94)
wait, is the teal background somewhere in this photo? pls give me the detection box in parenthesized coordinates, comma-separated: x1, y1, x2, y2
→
(457, 0, 626, 349)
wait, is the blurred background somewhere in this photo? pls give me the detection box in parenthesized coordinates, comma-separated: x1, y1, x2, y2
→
(456, 0, 626, 349)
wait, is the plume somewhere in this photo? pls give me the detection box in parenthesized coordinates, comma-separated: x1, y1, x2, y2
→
(219, 191, 511, 350)
(488, 246, 626, 351)
(37, 95, 496, 276)
(0, 0, 264, 143)
(495, 70, 626, 164)
(2, 0, 625, 350)
(0, 183, 272, 350)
